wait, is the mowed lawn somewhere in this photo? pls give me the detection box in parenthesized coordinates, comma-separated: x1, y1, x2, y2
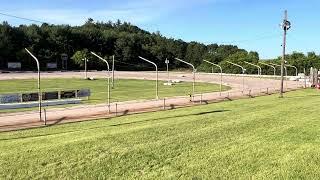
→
(0, 78, 229, 104)
(1, 89, 320, 179)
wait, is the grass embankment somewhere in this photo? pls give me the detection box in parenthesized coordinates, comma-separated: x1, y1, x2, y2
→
(1, 89, 320, 179)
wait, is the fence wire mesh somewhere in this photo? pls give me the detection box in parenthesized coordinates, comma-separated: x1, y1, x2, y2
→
(0, 83, 305, 132)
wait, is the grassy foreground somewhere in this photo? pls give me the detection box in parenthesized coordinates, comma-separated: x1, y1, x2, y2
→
(1, 89, 320, 179)
(0, 78, 229, 104)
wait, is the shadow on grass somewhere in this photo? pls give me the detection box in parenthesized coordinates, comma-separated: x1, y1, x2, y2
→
(47, 117, 67, 126)
(110, 109, 230, 127)
(0, 109, 230, 141)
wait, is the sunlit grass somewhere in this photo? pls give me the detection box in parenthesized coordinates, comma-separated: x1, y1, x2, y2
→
(1, 89, 320, 179)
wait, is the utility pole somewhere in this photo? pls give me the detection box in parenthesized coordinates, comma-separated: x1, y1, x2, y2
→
(280, 10, 291, 98)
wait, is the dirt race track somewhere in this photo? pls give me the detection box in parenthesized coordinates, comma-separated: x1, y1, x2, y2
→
(0, 71, 304, 131)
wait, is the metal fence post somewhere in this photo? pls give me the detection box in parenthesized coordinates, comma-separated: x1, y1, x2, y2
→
(115, 103, 118, 116)
(163, 98, 166, 110)
(44, 108, 47, 125)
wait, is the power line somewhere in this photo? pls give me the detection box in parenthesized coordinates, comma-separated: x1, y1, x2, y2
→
(0, 11, 48, 24)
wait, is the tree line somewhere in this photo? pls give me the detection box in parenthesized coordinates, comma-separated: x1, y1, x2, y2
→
(0, 19, 319, 75)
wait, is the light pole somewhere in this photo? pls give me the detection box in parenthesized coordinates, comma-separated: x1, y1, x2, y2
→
(226, 61, 246, 93)
(286, 64, 298, 87)
(285, 64, 298, 77)
(82, 57, 88, 79)
(258, 62, 276, 78)
(244, 61, 262, 76)
(91, 52, 111, 113)
(112, 55, 115, 89)
(203, 60, 223, 96)
(25, 48, 42, 122)
(270, 63, 288, 77)
(165, 58, 170, 84)
(138, 56, 159, 99)
(175, 58, 196, 96)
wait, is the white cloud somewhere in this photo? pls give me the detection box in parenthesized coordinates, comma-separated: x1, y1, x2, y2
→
(9, 0, 225, 25)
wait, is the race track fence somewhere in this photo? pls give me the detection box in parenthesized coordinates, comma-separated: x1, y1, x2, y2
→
(0, 84, 305, 131)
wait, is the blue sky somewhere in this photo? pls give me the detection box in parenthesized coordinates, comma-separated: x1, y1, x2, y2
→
(0, 0, 319, 59)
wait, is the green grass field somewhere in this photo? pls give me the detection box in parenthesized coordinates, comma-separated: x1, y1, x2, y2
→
(0, 78, 229, 104)
(0, 78, 229, 113)
(1, 89, 320, 179)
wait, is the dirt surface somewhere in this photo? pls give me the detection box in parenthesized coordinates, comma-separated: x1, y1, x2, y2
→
(0, 71, 304, 131)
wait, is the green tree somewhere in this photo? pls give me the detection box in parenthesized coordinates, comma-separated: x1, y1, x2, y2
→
(0, 19, 265, 71)
(185, 42, 207, 67)
(71, 49, 90, 67)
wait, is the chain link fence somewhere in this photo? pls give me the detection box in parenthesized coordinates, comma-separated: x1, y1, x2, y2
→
(0, 83, 305, 131)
